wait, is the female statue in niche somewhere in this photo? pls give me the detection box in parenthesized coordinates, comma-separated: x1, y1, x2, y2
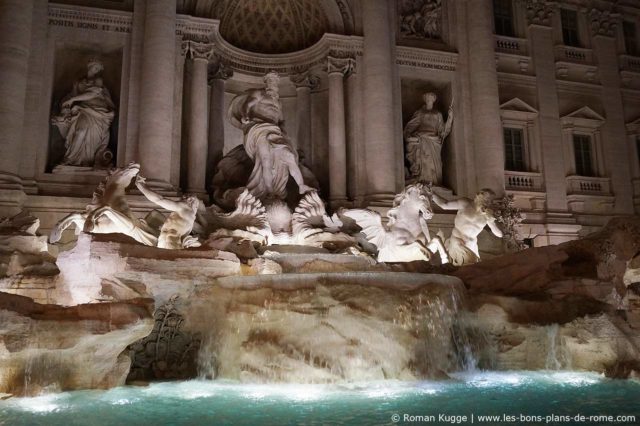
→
(403, 91, 453, 186)
(51, 58, 115, 170)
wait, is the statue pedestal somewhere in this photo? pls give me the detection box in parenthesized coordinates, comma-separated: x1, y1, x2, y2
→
(52, 164, 110, 177)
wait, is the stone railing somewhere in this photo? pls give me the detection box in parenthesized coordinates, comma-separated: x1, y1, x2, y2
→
(566, 175, 611, 195)
(495, 35, 528, 56)
(554, 45, 594, 64)
(619, 54, 640, 73)
(505, 171, 544, 192)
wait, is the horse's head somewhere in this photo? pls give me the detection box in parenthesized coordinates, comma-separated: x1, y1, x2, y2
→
(388, 183, 433, 226)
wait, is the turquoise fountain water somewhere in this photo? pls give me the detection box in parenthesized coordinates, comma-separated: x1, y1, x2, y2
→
(1, 371, 638, 426)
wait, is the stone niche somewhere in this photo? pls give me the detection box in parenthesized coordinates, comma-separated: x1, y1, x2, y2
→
(401, 78, 455, 191)
(47, 46, 123, 174)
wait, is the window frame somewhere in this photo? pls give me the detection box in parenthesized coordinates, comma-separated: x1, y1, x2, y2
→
(503, 127, 526, 172)
(572, 133, 595, 177)
(560, 8, 581, 48)
(623, 20, 639, 56)
(493, 0, 515, 37)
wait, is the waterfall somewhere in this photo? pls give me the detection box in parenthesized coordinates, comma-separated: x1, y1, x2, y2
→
(545, 324, 571, 370)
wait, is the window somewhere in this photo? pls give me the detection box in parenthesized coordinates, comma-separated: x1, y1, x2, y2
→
(561, 9, 580, 47)
(493, 0, 515, 37)
(624, 21, 638, 56)
(504, 128, 525, 171)
(637, 136, 640, 166)
(573, 135, 593, 176)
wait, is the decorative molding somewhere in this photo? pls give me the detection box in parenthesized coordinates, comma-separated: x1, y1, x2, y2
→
(290, 70, 321, 89)
(521, 0, 557, 27)
(176, 15, 217, 42)
(561, 106, 605, 129)
(48, 4, 132, 33)
(326, 56, 355, 76)
(186, 41, 214, 61)
(588, 8, 620, 38)
(500, 98, 539, 121)
(395, 45, 457, 71)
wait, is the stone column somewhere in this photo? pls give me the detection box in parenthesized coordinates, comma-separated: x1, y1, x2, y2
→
(326, 57, 354, 207)
(590, 10, 634, 214)
(361, 0, 398, 205)
(291, 70, 319, 161)
(185, 41, 213, 197)
(207, 61, 232, 192)
(467, 1, 504, 194)
(138, 0, 177, 192)
(0, 0, 33, 196)
(526, 2, 569, 214)
(466, 0, 505, 194)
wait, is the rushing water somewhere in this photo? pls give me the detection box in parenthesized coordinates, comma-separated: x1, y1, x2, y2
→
(1, 371, 639, 426)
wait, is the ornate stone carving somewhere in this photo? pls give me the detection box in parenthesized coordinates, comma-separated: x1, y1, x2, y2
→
(215, 0, 329, 54)
(522, 0, 557, 27)
(127, 295, 201, 381)
(135, 175, 202, 250)
(208, 60, 234, 81)
(588, 8, 619, 38)
(203, 188, 352, 248)
(431, 189, 504, 266)
(399, 0, 442, 40)
(49, 163, 159, 246)
(403, 92, 453, 186)
(225, 71, 314, 202)
(51, 58, 115, 172)
(326, 56, 355, 76)
(186, 41, 214, 61)
(290, 70, 320, 89)
(342, 183, 448, 263)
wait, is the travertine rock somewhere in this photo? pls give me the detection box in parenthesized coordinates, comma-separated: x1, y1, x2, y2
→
(455, 217, 640, 376)
(0, 292, 152, 396)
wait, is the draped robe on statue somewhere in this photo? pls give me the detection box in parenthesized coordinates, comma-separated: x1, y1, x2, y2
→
(228, 88, 299, 200)
(403, 107, 452, 185)
(52, 78, 115, 167)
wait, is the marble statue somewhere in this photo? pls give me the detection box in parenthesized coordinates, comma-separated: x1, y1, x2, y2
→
(203, 188, 351, 248)
(404, 92, 453, 186)
(342, 183, 448, 263)
(49, 163, 158, 246)
(135, 175, 201, 249)
(227, 71, 313, 201)
(400, 0, 442, 39)
(431, 189, 504, 266)
(51, 58, 115, 170)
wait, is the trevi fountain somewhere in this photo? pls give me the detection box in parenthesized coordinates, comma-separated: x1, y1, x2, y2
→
(1, 0, 640, 425)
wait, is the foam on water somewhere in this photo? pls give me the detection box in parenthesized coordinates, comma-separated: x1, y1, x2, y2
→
(2, 371, 638, 426)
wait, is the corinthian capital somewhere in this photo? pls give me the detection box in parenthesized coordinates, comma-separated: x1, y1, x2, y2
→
(187, 41, 214, 61)
(290, 70, 320, 90)
(589, 8, 620, 38)
(327, 56, 356, 77)
(521, 0, 557, 27)
(208, 60, 233, 82)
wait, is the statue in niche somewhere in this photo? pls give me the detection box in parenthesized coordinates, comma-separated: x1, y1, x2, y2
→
(51, 58, 115, 171)
(135, 175, 201, 249)
(403, 92, 453, 186)
(399, 0, 442, 40)
(227, 71, 314, 202)
(431, 189, 504, 266)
